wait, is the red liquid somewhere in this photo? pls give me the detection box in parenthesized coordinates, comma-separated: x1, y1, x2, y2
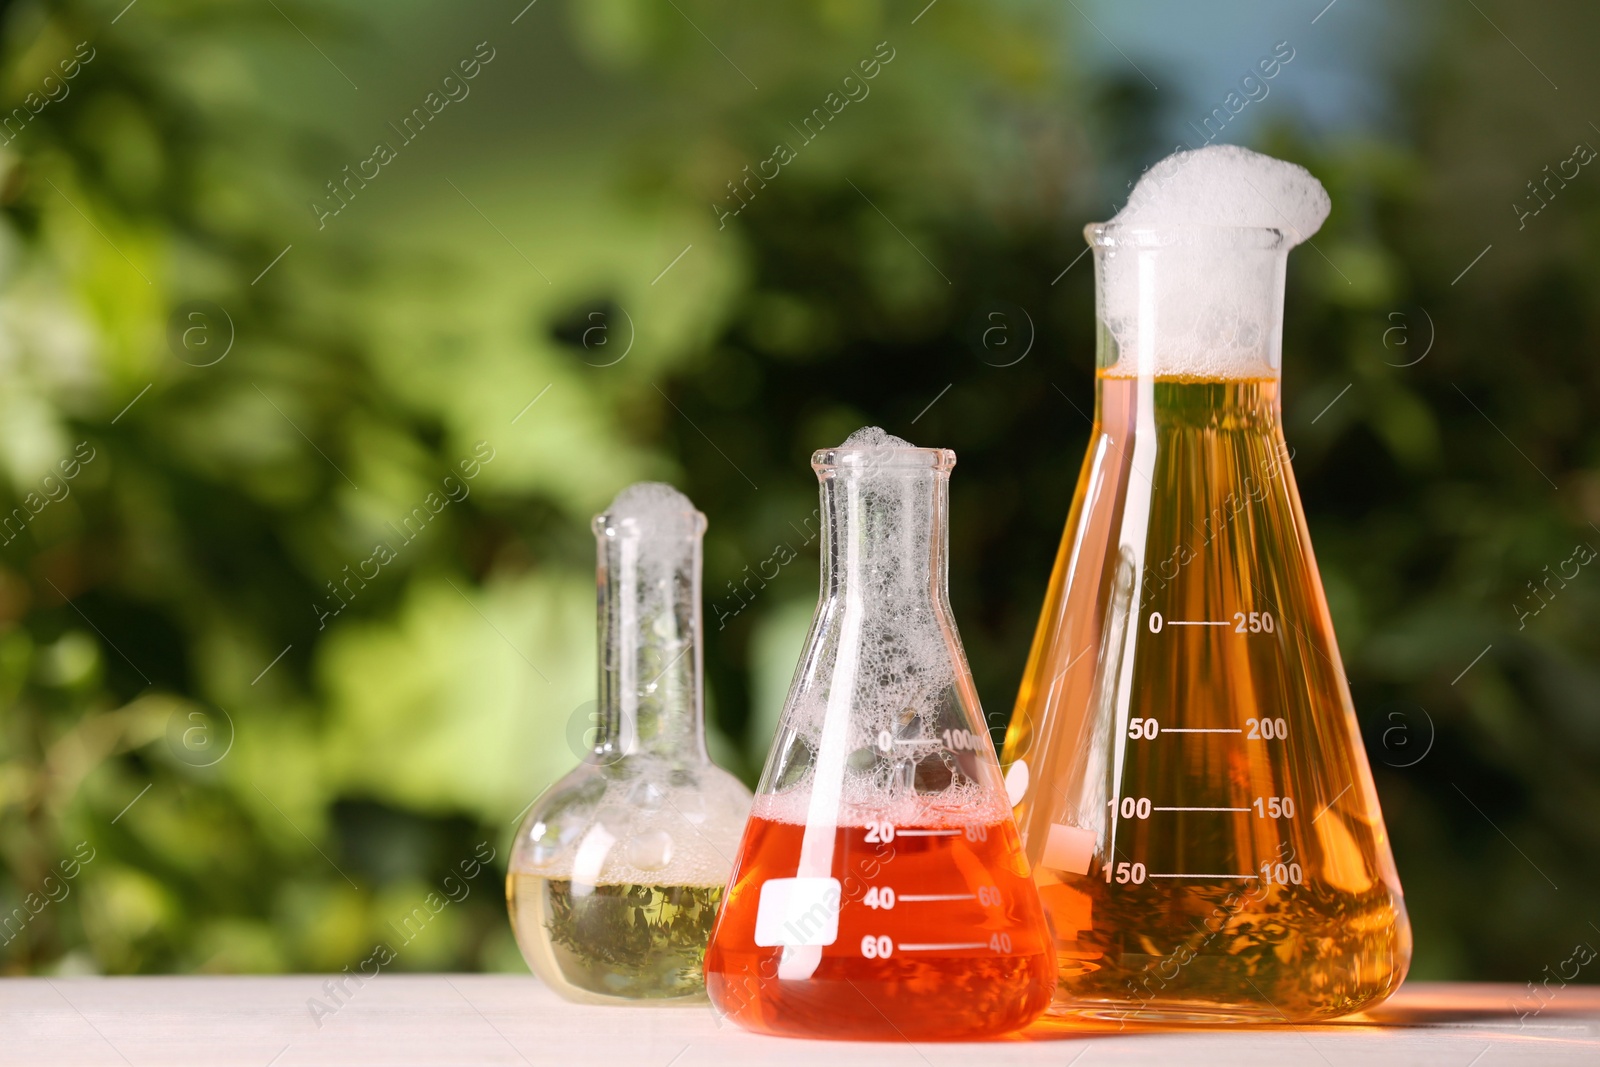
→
(704, 815, 1055, 1040)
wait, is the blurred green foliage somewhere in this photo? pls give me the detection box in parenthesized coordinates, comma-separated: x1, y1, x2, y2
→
(0, 0, 1596, 985)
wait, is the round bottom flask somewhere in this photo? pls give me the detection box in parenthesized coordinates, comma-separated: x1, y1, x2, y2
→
(509, 484, 752, 1004)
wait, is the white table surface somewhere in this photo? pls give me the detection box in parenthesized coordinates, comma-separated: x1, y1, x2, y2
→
(1, 977, 1594, 1066)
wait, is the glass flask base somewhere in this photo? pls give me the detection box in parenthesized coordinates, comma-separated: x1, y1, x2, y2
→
(1030, 854, 1409, 1023)
(1047, 997, 1305, 1025)
(705, 815, 1055, 1041)
(509, 874, 721, 1005)
(708, 955, 1054, 1040)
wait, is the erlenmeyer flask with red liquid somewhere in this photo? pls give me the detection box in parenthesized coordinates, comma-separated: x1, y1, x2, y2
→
(705, 428, 1055, 1040)
(1001, 148, 1411, 1023)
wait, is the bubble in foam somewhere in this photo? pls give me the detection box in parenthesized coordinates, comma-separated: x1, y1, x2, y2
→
(1100, 145, 1331, 379)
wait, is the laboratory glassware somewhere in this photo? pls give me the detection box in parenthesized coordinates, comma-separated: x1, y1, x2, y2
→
(508, 483, 752, 1004)
(1001, 224, 1411, 1022)
(705, 428, 1055, 1040)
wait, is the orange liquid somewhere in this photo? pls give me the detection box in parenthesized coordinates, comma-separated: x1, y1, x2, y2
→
(704, 816, 1055, 1040)
(1004, 374, 1410, 1021)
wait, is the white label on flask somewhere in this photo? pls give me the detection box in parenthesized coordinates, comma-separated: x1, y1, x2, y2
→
(1004, 759, 1030, 806)
(1043, 823, 1097, 875)
(754, 877, 842, 948)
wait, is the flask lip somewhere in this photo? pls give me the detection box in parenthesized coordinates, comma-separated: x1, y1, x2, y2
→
(811, 445, 956, 473)
(591, 509, 707, 538)
(1085, 222, 1290, 251)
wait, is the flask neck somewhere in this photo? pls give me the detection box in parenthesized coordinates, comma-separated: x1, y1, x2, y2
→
(817, 464, 950, 610)
(593, 517, 708, 765)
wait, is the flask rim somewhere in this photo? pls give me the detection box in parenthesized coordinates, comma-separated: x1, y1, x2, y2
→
(811, 446, 956, 473)
(591, 509, 708, 538)
(1085, 222, 1290, 251)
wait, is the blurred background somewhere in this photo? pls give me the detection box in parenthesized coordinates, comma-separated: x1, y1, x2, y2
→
(0, 0, 1596, 984)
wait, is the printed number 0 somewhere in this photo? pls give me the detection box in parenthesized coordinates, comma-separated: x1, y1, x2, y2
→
(1149, 612, 1164, 634)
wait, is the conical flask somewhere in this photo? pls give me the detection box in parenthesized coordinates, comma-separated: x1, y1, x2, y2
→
(508, 483, 752, 1004)
(1001, 222, 1411, 1022)
(705, 428, 1055, 1041)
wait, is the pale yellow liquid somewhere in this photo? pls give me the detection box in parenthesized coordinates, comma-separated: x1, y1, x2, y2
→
(508, 875, 722, 1004)
(1003, 374, 1411, 1022)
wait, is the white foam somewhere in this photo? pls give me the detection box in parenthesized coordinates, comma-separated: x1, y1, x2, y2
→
(752, 781, 1013, 830)
(513, 771, 750, 887)
(606, 482, 700, 537)
(823, 427, 954, 754)
(1100, 145, 1330, 379)
(839, 426, 914, 450)
(1114, 145, 1330, 237)
(598, 482, 706, 759)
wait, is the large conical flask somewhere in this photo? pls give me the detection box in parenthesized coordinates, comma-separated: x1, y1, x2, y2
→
(508, 483, 751, 1004)
(705, 428, 1055, 1040)
(1001, 224, 1411, 1022)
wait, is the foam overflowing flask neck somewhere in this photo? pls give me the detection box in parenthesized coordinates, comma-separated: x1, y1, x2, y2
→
(1000, 144, 1411, 1025)
(1091, 223, 1288, 380)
